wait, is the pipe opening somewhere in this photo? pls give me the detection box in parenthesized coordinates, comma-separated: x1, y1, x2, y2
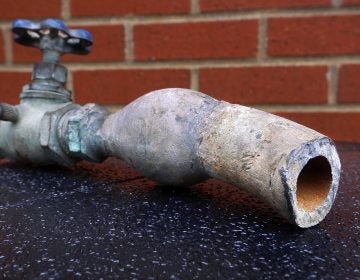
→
(296, 156, 332, 212)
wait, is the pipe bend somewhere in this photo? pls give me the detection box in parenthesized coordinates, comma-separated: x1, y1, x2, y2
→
(196, 102, 341, 227)
(96, 88, 340, 227)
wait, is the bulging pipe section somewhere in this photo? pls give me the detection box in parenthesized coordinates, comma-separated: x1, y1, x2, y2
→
(98, 89, 218, 186)
(91, 88, 340, 228)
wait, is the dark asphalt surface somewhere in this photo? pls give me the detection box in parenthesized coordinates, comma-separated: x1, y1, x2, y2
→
(0, 142, 358, 279)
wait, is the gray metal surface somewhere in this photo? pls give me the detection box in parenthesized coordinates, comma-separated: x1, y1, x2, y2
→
(0, 142, 358, 279)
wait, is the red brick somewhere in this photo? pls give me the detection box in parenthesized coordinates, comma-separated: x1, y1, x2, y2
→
(338, 65, 360, 103)
(0, 0, 61, 19)
(276, 112, 360, 142)
(343, 0, 360, 6)
(134, 20, 258, 61)
(0, 32, 4, 63)
(268, 15, 360, 57)
(13, 25, 125, 63)
(0, 72, 31, 104)
(200, 0, 329, 12)
(73, 69, 190, 104)
(199, 66, 328, 104)
(71, 0, 190, 17)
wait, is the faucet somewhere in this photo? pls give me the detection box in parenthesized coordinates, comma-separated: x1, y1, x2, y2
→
(0, 19, 341, 228)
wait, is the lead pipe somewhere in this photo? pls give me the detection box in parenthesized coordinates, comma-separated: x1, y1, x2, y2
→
(59, 88, 341, 228)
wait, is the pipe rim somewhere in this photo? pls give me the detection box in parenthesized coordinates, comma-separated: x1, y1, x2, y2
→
(282, 137, 341, 228)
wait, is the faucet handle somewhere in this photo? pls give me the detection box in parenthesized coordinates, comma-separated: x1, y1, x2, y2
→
(12, 19, 93, 60)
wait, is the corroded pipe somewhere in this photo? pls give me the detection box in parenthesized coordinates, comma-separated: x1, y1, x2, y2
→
(62, 88, 339, 228)
(0, 19, 341, 228)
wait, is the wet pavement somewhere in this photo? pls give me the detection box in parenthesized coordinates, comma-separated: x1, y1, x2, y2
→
(0, 142, 358, 279)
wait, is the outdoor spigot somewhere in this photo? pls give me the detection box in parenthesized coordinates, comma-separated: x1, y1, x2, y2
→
(12, 19, 92, 101)
(0, 19, 95, 165)
(0, 18, 341, 228)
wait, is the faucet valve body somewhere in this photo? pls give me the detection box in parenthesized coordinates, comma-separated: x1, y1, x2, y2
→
(0, 19, 94, 164)
(0, 19, 341, 228)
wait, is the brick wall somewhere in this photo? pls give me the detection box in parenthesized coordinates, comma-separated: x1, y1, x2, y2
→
(0, 0, 359, 142)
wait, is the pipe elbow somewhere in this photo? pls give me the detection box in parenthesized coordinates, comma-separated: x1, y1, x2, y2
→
(97, 88, 341, 227)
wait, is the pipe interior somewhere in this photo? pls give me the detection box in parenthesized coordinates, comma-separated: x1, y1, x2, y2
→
(296, 156, 332, 212)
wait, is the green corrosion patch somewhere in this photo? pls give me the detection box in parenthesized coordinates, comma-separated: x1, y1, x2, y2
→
(68, 119, 81, 153)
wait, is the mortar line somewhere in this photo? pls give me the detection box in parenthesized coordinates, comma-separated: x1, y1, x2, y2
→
(2, 56, 360, 71)
(68, 8, 360, 24)
(124, 21, 134, 62)
(61, 0, 71, 20)
(0, 66, 32, 72)
(328, 65, 340, 105)
(2, 27, 13, 66)
(1, 7, 360, 27)
(257, 17, 267, 61)
(67, 69, 74, 95)
(105, 105, 125, 113)
(3, 55, 360, 71)
(191, 0, 200, 14)
(191, 68, 199, 91)
(60, 56, 360, 68)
